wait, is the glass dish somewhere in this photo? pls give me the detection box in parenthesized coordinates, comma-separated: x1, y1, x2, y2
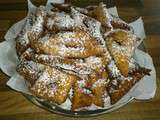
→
(23, 92, 133, 117)
(21, 1, 147, 116)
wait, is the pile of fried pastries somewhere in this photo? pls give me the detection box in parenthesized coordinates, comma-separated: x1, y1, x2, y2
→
(16, 2, 151, 111)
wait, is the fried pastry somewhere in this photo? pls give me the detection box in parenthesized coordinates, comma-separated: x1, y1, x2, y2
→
(90, 69, 108, 107)
(30, 29, 104, 58)
(71, 69, 108, 110)
(16, 60, 45, 85)
(107, 68, 150, 104)
(93, 2, 112, 29)
(71, 79, 93, 110)
(16, 6, 47, 57)
(31, 66, 79, 104)
(111, 16, 134, 33)
(45, 10, 75, 31)
(15, 2, 151, 111)
(21, 49, 107, 75)
(28, 6, 47, 44)
(107, 60, 151, 104)
(105, 30, 138, 76)
(16, 13, 36, 56)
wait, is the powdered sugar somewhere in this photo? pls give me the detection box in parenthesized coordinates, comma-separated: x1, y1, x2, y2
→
(46, 11, 75, 30)
(92, 79, 106, 88)
(107, 60, 133, 81)
(14, 2, 150, 111)
(28, 6, 47, 41)
(108, 60, 121, 77)
(59, 45, 85, 56)
(83, 17, 105, 44)
(71, 7, 85, 27)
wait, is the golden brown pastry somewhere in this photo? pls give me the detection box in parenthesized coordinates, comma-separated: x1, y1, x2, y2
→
(21, 48, 107, 76)
(111, 16, 134, 32)
(107, 67, 151, 104)
(71, 68, 108, 110)
(31, 66, 79, 104)
(16, 60, 45, 85)
(30, 29, 104, 58)
(106, 59, 151, 104)
(93, 2, 112, 29)
(90, 69, 108, 107)
(15, 14, 34, 57)
(105, 30, 138, 76)
(27, 6, 47, 42)
(15, 2, 151, 111)
(71, 79, 93, 110)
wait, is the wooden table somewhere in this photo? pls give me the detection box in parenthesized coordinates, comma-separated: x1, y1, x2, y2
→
(0, 0, 160, 120)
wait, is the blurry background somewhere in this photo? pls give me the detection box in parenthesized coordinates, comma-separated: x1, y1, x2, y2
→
(0, 0, 160, 120)
(0, 0, 160, 36)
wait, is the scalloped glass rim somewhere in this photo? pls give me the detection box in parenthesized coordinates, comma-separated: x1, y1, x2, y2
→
(23, 93, 134, 117)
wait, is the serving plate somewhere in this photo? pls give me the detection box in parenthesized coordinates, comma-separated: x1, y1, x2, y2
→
(23, 93, 133, 117)
(18, 0, 149, 117)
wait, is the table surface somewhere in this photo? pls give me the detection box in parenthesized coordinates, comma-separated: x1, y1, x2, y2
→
(0, 0, 160, 120)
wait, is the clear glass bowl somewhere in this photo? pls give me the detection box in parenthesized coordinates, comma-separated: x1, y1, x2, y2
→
(23, 93, 133, 117)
